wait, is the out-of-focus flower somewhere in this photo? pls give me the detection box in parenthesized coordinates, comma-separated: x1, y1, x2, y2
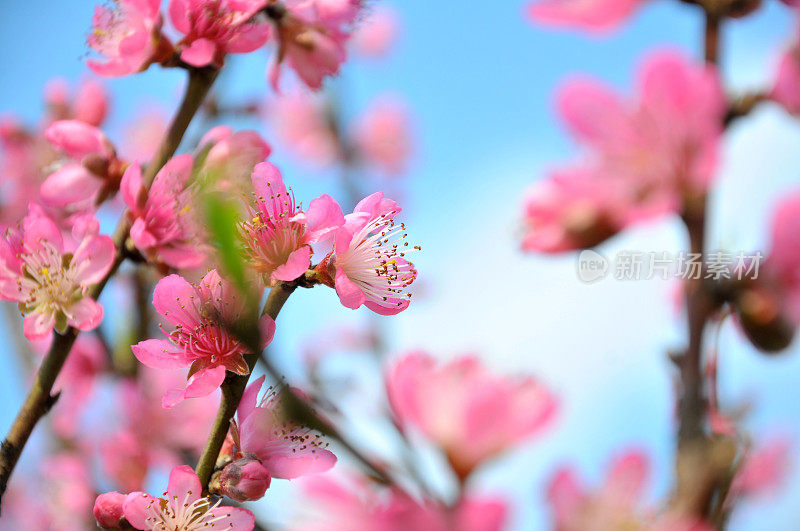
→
(117, 465, 255, 530)
(766, 190, 800, 321)
(198, 125, 271, 192)
(730, 438, 791, 498)
(87, 0, 169, 77)
(350, 5, 399, 57)
(223, 375, 337, 479)
(50, 333, 107, 437)
(0, 211, 114, 341)
(44, 78, 110, 127)
(123, 108, 167, 163)
(292, 473, 507, 530)
(101, 430, 151, 493)
(319, 192, 418, 315)
(239, 161, 344, 285)
(43, 453, 97, 531)
(216, 455, 272, 501)
(0, 118, 53, 226)
(93, 491, 126, 529)
(771, 35, 800, 115)
(386, 352, 557, 480)
(169, 0, 271, 67)
(270, 0, 362, 90)
(269, 90, 340, 168)
(548, 450, 709, 531)
(352, 97, 412, 176)
(121, 154, 207, 269)
(526, 0, 642, 33)
(40, 120, 123, 207)
(132, 269, 275, 407)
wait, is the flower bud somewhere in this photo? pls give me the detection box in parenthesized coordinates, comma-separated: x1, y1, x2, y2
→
(734, 286, 795, 353)
(93, 491, 126, 529)
(216, 455, 271, 502)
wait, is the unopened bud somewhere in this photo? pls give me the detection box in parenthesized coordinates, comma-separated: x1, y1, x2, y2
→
(93, 491, 126, 529)
(215, 455, 271, 502)
(735, 286, 795, 353)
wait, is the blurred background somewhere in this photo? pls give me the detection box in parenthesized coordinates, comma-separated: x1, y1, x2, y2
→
(0, 0, 799, 529)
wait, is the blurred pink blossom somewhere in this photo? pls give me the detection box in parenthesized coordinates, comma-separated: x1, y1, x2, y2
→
(123, 109, 168, 163)
(730, 438, 791, 498)
(43, 453, 96, 531)
(169, 0, 271, 67)
(771, 41, 800, 115)
(352, 97, 413, 176)
(199, 125, 272, 191)
(87, 0, 168, 76)
(131, 269, 275, 407)
(386, 352, 557, 480)
(0, 210, 114, 340)
(116, 465, 255, 530)
(121, 154, 208, 269)
(350, 5, 400, 57)
(526, 0, 642, 33)
(43, 78, 110, 127)
(269, 90, 340, 168)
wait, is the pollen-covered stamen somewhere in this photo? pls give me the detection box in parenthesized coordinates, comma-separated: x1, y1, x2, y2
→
(18, 240, 82, 313)
(257, 386, 331, 455)
(142, 491, 234, 530)
(337, 211, 419, 309)
(88, 1, 134, 55)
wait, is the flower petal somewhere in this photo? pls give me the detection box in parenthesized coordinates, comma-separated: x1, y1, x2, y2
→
(166, 465, 202, 504)
(65, 297, 104, 331)
(334, 267, 365, 309)
(181, 38, 217, 67)
(132, 339, 192, 369)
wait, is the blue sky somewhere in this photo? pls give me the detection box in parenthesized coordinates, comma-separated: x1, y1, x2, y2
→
(0, 0, 799, 529)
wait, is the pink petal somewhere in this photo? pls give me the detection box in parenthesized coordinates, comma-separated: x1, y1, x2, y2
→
(44, 120, 108, 158)
(72, 234, 116, 284)
(122, 492, 154, 529)
(262, 446, 337, 479)
(238, 375, 266, 423)
(130, 218, 158, 249)
(183, 365, 227, 399)
(556, 77, 624, 145)
(258, 314, 276, 349)
(65, 297, 104, 331)
(166, 465, 202, 504)
(121, 163, 144, 212)
(152, 274, 202, 327)
(168, 0, 191, 34)
(181, 38, 217, 67)
(334, 267, 366, 309)
(157, 244, 207, 269)
(251, 162, 290, 218)
(303, 194, 345, 243)
(365, 299, 409, 316)
(132, 338, 192, 369)
(547, 469, 586, 525)
(272, 245, 311, 281)
(224, 23, 271, 53)
(605, 450, 649, 507)
(23, 312, 55, 342)
(23, 215, 63, 252)
(40, 164, 103, 207)
(207, 506, 255, 530)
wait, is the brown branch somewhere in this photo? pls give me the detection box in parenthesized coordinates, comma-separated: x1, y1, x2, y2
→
(0, 66, 218, 506)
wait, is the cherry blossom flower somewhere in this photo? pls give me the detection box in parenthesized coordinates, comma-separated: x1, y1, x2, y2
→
(386, 352, 557, 480)
(766, 190, 800, 321)
(548, 450, 710, 531)
(43, 78, 110, 127)
(319, 192, 417, 315)
(350, 5, 400, 57)
(0, 211, 114, 341)
(771, 37, 800, 115)
(270, 0, 362, 90)
(132, 269, 275, 407)
(169, 0, 271, 67)
(93, 491, 126, 529)
(121, 154, 207, 269)
(292, 473, 507, 530)
(239, 161, 344, 285)
(87, 0, 168, 77)
(42, 453, 97, 531)
(352, 97, 413, 176)
(216, 455, 272, 501)
(221, 375, 337, 479)
(526, 0, 642, 33)
(40, 120, 123, 207)
(198, 125, 272, 192)
(116, 465, 255, 530)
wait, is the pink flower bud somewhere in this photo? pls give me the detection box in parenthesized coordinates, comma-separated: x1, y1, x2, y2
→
(218, 456, 271, 502)
(93, 491, 126, 528)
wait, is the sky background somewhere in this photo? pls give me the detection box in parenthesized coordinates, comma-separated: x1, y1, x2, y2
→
(0, 0, 799, 529)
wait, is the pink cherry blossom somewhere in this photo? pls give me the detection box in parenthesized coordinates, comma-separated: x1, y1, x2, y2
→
(239, 161, 344, 285)
(772, 45, 800, 117)
(87, 0, 168, 77)
(548, 450, 710, 531)
(199, 125, 272, 191)
(93, 491, 126, 529)
(0, 211, 114, 341)
(269, 90, 340, 168)
(131, 269, 275, 407)
(350, 5, 400, 57)
(123, 108, 167, 163)
(270, 0, 362, 90)
(119, 465, 255, 530)
(216, 455, 272, 501)
(40, 120, 122, 207)
(169, 0, 271, 67)
(121, 154, 207, 269)
(386, 352, 557, 480)
(0, 117, 51, 225)
(42, 453, 97, 531)
(224, 375, 337, 479)
(293, 473, 507, 531)
(526, 0, 642, 33)
(764, 189, 800, 321)
(43, 78, 110, 127)
(352, 97, 413, 176)
(321, 192, 417, 315)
